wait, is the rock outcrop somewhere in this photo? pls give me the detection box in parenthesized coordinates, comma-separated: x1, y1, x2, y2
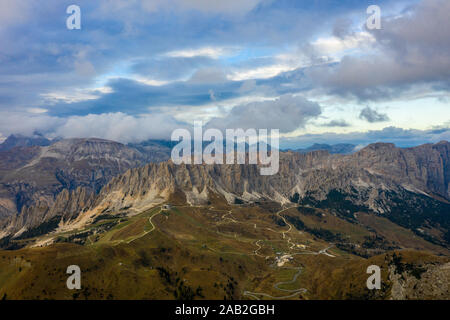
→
(0, 138, 148, 218)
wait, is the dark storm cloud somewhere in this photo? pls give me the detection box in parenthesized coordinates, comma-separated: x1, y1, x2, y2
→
(46, 77, 246, 116)
(309, 0, 450, 100)
(321, 119, 351, 127)
(0, 0, 395, 114)
(206, 95, 322, 133)
(0, 0, 344, 111)
(359, 107, 390, 123)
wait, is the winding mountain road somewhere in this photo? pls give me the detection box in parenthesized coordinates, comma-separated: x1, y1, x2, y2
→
(243, 267, 307, 300)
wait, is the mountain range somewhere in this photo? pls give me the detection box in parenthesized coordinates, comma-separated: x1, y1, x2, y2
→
(0, 139, 448, 247)
(0, 136, 357, 220)
(289, 143, 357, 154)
(0, 136, 448, 300)
(0, 133, 52, 152)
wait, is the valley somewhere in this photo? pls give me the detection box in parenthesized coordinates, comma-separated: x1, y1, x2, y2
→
(0, 197, 448, 300)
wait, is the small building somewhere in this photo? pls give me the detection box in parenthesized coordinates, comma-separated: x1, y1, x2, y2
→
(162, 204, 172, 210)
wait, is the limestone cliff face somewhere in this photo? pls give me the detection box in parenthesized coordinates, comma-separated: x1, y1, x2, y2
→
(0, 141, 448, 239)
(0, 138, 148, 218)
(350, 142, 449, 200)
(79, 141, 450, 215)
(0, 187, 96, 238)
(92, 150, 331, 209)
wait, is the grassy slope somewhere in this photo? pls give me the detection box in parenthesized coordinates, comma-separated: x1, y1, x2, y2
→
(0, 202, 448, 300)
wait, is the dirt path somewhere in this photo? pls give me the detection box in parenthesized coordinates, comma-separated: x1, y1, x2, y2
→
(243, 267, 307, 300)
(126, 208, 162, 244)
(242, 207, 336, 299)
(109, 207, 163, 246)
(177, 204, 335, 299)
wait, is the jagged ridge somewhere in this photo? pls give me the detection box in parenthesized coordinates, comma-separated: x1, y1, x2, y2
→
(1, 141, 448, 243)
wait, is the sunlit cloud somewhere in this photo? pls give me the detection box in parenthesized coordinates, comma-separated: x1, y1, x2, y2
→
(164, 47, 238, 59)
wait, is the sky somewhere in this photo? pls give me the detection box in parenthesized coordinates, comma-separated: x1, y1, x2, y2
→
(0, 0, 449, 148)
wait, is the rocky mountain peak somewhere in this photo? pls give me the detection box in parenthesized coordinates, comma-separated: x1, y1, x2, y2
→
(0, 133, 51, 152)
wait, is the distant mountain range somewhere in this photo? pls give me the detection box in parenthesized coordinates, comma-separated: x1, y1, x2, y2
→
(288, 143, 357, 154)
(0, 138, 448, 251)
(1, 135, 357, 155)
(0, 133, 51, 151)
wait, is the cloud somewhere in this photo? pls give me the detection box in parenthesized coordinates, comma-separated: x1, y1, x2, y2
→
(359, 106, 389, 123)
(320, 119, 351, 127)
(308, 0, 450, 100)
(0, 111, 183, 143)
(1, 1, 324, 115)
(164, 47, 235, 59)
(1, 110, 447, 150)
(26, 108, 49, 114)
(189, 67, 228, 84)
(105, 0, 265, 15)
(54, 112, 182, 142)
(206, 95, 322, 133)
(311, 32, 375, 56)
(0, 0, 447, 147)
(130, 56, 215, 81)
(44, 76, 250, 116)
(229, 63, 299, 81)
(0, 111, 63, 138)
(332, 18, 353, 39)
(0, 0, 368, 115)
(282, 125, 450, 149)
(172, 0, 264, 15)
